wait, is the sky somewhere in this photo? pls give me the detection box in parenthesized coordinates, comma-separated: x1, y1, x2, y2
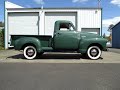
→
(0, 0, 120, 35)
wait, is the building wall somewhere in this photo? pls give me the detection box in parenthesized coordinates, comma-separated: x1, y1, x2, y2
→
(112, 23, 120, 48)
(5, 8, 102, 49)
(77, 9, 101, 33)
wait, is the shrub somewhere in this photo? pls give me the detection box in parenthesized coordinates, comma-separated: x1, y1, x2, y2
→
(0, 29, 4, 49)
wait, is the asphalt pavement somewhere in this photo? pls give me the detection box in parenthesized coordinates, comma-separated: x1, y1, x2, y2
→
(0, 50, 120, 90)
(0, 63, 120, 90)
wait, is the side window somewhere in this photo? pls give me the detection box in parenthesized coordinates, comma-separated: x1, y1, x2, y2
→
(59, 23, 69, 31)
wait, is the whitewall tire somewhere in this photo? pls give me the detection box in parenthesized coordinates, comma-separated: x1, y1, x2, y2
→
(24, 46, 37, 60)
(87, 46, 102, 60)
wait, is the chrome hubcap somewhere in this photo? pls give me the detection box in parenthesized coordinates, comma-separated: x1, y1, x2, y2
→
(91, 49, 98, 56)
(27, 49, 34, 56)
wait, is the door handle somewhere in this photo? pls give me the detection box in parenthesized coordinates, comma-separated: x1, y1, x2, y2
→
(57, 33, 61, 35)
(54, 33, 61, 36)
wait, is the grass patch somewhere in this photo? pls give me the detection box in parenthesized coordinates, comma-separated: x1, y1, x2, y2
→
(0, 46, 4, 50)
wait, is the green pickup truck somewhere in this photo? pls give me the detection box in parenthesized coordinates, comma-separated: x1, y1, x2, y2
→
(11, 20, 107, 60)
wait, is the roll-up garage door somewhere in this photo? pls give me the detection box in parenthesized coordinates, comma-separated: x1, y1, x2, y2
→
(81, 28, 100, 35)
(45, 12, 77, 36)
(8, 12, 39, 35)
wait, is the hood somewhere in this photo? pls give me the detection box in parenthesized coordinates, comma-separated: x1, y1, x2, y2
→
(80, 32, 102, 39)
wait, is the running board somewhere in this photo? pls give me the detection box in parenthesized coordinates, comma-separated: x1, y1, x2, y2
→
(42, 47, 53, 52)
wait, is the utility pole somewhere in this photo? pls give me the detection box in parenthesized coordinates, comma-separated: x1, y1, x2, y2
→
(98, 0, 101, 8)
(40, 0, 44, 10)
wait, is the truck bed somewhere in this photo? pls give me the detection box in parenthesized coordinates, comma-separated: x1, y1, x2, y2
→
(11, 35, 53, 47)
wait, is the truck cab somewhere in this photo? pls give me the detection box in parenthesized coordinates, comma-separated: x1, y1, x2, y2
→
(53, 21, 80, 50)
(11, 20, 107, 60)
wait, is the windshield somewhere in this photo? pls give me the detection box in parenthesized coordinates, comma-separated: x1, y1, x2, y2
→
(69, 23, 75, 31)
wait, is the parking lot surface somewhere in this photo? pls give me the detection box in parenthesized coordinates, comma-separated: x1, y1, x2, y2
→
(0, 49, 120, 63)
(108, 48, 120, 54)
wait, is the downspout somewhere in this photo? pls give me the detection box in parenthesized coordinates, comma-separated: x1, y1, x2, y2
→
(4, 0, 7, 49)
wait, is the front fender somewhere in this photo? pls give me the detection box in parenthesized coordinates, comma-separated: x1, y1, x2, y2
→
(14, 37, 42, 52)
(79, 38, 107, 53)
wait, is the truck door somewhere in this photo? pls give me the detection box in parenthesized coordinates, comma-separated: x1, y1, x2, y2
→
(53, 22, 80, 50)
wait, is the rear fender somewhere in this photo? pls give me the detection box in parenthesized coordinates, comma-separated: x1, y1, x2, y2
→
(14, 37, 42, 52)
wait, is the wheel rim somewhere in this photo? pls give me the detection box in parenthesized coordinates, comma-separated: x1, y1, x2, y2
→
(87, 46, 101, 60)
(90, 48, 99, 57)
(24, 46, 37, 59)
(26, 48, 35, 57)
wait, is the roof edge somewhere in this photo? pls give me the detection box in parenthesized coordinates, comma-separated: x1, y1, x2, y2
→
(6, 7, 102, 10)
(111, 21, 120, 30)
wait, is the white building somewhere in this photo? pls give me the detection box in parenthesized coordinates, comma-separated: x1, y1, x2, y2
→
(5, 2, 102, 49)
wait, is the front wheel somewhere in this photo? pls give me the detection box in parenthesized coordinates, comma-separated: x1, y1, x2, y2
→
(24, 46, 37, 60)
(87, 46, 102, 60)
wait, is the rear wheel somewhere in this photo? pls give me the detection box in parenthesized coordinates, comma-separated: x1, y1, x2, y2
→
(24, 46, 37, 60)
(87, 46, 102, 60)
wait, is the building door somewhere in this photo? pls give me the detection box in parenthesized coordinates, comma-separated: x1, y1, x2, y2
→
(81, 28, 100, 35)
(45, 12, 77, 36)
(8, 12, 39, 46)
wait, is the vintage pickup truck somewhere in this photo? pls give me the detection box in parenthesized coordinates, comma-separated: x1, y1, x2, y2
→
(11, 20, 107, 60)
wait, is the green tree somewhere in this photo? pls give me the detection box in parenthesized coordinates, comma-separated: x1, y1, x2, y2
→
(0, 29, 4, 49)
(0, 22, 4, 27)
(108, 24, 114, 32)
(103, 33, 106, 38)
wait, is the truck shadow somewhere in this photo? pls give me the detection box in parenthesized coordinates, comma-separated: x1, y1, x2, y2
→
(7, 53, 92, 60)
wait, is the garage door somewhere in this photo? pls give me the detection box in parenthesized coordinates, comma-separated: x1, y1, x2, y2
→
(8, 12, 39, 35)
(81, 28, 100, 35)
(45, 12, 77, 36)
